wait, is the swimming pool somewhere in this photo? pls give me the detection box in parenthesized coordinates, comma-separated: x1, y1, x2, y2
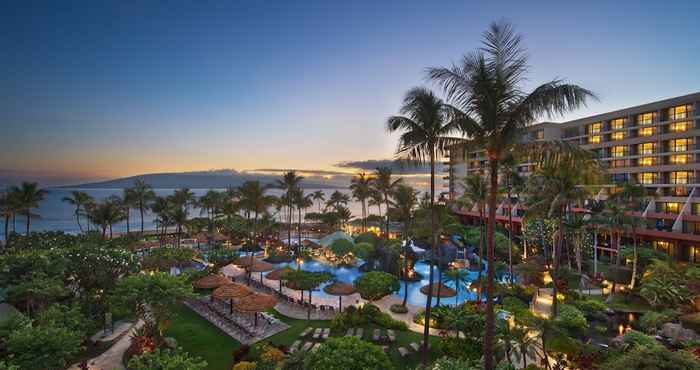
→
(268, 258, 486, 307)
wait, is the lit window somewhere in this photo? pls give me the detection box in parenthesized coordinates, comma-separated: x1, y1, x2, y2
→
(588, 122, 602, 134)
(670, 154, 690, 164)
(637, 112, 656, 125)
(638, 157, 655, 166)
(669, 138, 691, 152)
(639, 127, 655, 136)
(638, 172, 656, 184)
(669, 121, 690, 132)
(669, 104, 692, 120)
(610, 146, 626, 157)
(611, 131, 625, 140)
(589, 135, 601, 144)
(671, 171, 691, 184)
(666, 202, 680, 213)
(638, 142, 656, 155)
(610, 118, 625, 130)
(610, 160, 627, 168)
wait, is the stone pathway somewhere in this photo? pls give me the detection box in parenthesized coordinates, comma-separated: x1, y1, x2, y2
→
(67, 320, 143, 370)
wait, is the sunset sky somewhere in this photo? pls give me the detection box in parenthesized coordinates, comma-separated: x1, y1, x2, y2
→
(2, 0, 699, 185)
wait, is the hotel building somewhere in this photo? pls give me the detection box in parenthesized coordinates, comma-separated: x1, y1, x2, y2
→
(444, 92, 700, 262)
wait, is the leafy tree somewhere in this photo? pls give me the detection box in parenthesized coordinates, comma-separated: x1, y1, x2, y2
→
(354, 271, 399, 302)
(281, 270, 333, 319)
(355, 231, 380, 246)
(8, 182, 48, 236)
(127, 348, 207, 370)
(35, 303, 89, 337)
(141, 247, 196, 271)
(639, 259, 692, 309)
(353, 242, 375, 260)
(207, 247, 239, 268)
(6, 325, 83, 370)
(61, 191, 94, 233)
(303, 337, 393, 370)
(6, 272, 67, 316)
(329, 238, 354, 258)
(112, 272, 192, 338)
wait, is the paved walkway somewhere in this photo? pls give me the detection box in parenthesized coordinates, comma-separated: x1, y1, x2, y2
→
(67, 320, 143, 370)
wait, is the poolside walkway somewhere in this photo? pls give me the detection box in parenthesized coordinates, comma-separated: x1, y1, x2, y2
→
(67, 320, 143, 370)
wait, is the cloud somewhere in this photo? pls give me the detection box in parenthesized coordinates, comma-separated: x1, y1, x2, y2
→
(334, 159, 444, 174)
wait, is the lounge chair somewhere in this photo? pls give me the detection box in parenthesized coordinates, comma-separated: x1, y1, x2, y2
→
(355, 328, 363, 339)
(301, 342, 313, 352)
(410, 342, 426, 352)
(372, 328, 381, 342)
(387, 329, 396, 342)
(312, 328, 322, 339)
(299, 328, 313, 337)
(322, 328, 330, 339)
(398, 347, 411, 358)
(289, 340, 301, 353)
(382, 345, 389, 353)
(345, 328, 355, 337)
(311, 343, 321, 352)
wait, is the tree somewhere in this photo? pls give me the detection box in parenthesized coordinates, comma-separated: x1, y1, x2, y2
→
(275, 171, 304, 247)
(130, 179, 156, 234)
(350, 172, 373, 232)
(329, 238, 354, 259)
(371, 168, 402, 239)
(0, 190, 20, 244)
(428, 21, 594, 368)
(500, 154, 524, 287)
(442, 268, 470, 302)
(239, 181, 276, 248)
(303, 337, 393, 370)
(5, 324, 83, 370)
(86, 198, 124, 239)
(311, 190, 326, 213)
(9, 182, 48, 236)
(112, 272, 192, 338)
(128, 348, 207, 370)
(325, 190, 350, 211)
(6, 272, 67, 316)
(281, 270, 333, 320)
(389, 184, 418, 240)
(292, 187, 313, 247)
(639, 259, 692, 309)
(61, 190, 93, 233)
(459, 174, 488, 302)
(354, 271, 399, 302)
(603, 344, 699, 370)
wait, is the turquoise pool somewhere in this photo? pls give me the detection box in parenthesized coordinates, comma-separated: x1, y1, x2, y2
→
(269, 259, 485, 307)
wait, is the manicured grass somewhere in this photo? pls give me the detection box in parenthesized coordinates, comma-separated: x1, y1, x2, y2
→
(165, 304, 241, 370)
(167, 304, 442, 370)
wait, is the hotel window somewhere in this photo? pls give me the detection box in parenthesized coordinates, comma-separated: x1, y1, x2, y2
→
(638, 156, 656, 166)
(611, 131, 625, 140)
(670, 154, 691, 164)
(669, 104, 692, 120)
(610, 160, 627, 168)
(653, 240, 673, 256)
(669, 121, 691, 132)
(589, 135, 601, 144)
(638, 172, 657, 184)
(669, 138, 691, 152)
(637, 142, 656, 155)
(670, 171, 691, 184)
(638, 126, 655, 136)
(637, 112, 656, 125)
(658, 202, 681, 213)
(693, 203, 700, 215)
(610, 118, 625, 130)
(588, 122, 602, 134)
(563, 127, 579, 138)
(610, 145, 626, 157)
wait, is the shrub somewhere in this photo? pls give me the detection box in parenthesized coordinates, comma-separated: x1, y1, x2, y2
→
(622, 330, 660, 349)
(638, 310, 678, 334)
(353, 271, 399, 301)
(571, 298, 608, 320)
(555, 304, 587, 332)
(603, 344, 699, 370)
(260, 344, 285, 364)
(232, 361, 257, 370)
(329, 239, 354, 258)
(127, 348, 207, 370)
(390, 304, 408, 314)
(354, 232, 379, 246)
(303, 337, 392, 370)
(6, 324, 83, 370)
(232, 344, 251, 363)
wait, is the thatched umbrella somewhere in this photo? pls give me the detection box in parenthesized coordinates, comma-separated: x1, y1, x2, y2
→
(323, 282, 356, 312)
(212, 282, 253, 313)
(235, 255, 257, 268)
(419, 282, 457, 298)
(234, 292, 278, 326)
(193, 274, 231, 289)
(250, 261, 274, 284)
(265, 267, 294, 293)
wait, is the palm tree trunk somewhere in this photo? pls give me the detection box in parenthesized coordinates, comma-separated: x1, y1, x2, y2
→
(4, 215, 9, 244)
(508, 190, 514, 287)
(630, 230, 638, 289)
(125, 209, 130, 234)
(288, 200, 293, 247)
(552, 213, 564, 318)
(384, 194, 391, 239)
(140, 204, 145, 234)
(25, 210, 31, 236)
(477, 207, 484, 303)
(593, 230, 598, 276)
(421, 148, 437, 366)
(362, 200, 367, 232)
(483, 156, 499, 370)
(298, 207, 302, 247)
(76, 209, 84, 233)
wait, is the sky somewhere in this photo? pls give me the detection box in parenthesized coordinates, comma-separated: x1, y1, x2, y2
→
(2, 0, 700, 185)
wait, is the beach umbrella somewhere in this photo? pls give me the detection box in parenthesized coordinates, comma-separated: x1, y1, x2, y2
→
(220, 263, 246, 280)
(323, 282, 356, 312)
(235, 255, 257, 268)
(419, 282, 457, 298)
(265, 267, 294, 293)
(192, 274, 231, 289)
(212, 282, 253, 314)
(250, 261, 274, 283)
(234, 292, 277, 326)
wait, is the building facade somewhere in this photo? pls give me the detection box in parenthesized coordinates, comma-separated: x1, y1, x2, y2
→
(445, 92, 700, 262)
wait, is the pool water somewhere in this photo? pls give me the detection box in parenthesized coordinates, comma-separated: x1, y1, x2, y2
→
(269, 259, 485, 307)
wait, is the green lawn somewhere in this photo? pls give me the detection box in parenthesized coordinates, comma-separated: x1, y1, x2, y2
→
(166, 304, 442, 370)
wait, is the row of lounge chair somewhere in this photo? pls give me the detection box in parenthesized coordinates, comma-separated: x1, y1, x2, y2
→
(249, 279, 337, 312)
(398, 341, 430, 358)
(187, 299, 254, 340)
(288, 327, 332, 354)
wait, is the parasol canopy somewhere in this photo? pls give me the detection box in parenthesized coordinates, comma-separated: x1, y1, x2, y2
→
(234, 292, 278, 312)
(212, 282, 252, 300)
(220, 263, 246, 278)
(250, 261, 274, 273)
(193, 274, 231, 289)
(235, 255, 258, 267)
(265, 267, 294, 281)
(323, 282, 357, 296)
(419, 282, 457, 298)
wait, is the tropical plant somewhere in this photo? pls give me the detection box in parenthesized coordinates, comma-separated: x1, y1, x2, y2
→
(460, 173, 488, 301)
(61, 190, 93, 233)
(86, 198, 125, 238)
(350, 172, 373, 232)
(238, 180, 276, 247)
(303, 337, 393, 370)
(292, 187, 313, 246)
(280, 270, 333, 319)
(275, 171, 304, 247)
(639, 259, 692, 309)
(602, 343, 699, 370)
(428, 21, 594, 368)
(311, 190, 325, 213)
(329, 238, 354, 258)
(8, 182, 48, 236)
(354, 271, 400, 302)
(129, 179, 156, 234)
(371, 167, 402, 239)
(5, 324, 83, 370)
(127, 348, 207, 370)
(442, 268, 470, 301)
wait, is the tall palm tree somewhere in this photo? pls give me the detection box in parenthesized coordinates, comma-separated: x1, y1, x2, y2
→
(460, 174, 488, 302)
(311, 190, 325, 213)
(292, 188, 313, 247)
(325, 190, 350, 211)
(239, 180, 276, 247)
(371, 167, 402, 239)
(151, 196, 174, 244)
(390, 184, 418, 307)
(428, 21, 595, 368)
(350, 172, 373, 232)
(87, 198, 124, 239)
(442, 268, 470, 303)
(0, 190, 15, 244)
(368, 189, 383, 217)
(122, 188, 136, 234)
(500, 153, 524, 287)
(275, 171, 304, 247)
(61, 190, 93, 233)
(608, 181, 649, 289)
(130, 180, 156, 234)
(386, 87, 462, 364)
(9, 182, 48, 236)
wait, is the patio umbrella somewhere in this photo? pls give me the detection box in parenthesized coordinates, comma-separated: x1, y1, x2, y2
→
(193, 274, 231, 289)
(323, 282, 356, 312)
(212, 282, 253, 314)
(265, 267, 294, 293)
(220, 263, 246, 280)
(235, 255, 257, 268)
(250, 261, 274, 283)
(234, 292, 278, 326)
(419, 282, 457, 298)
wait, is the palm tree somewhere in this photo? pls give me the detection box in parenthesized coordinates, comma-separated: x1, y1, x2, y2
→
(428, 21, 595, 368)
(87, 199, 124, 238)
(608, 181, 649, 289)
(389, 184, 418, 307)
(151, 196, 174, 244)
(9, 182, 48, 236)
(130, 180, 156, 234)
(122, 188, 136, 234)
(0, 190, 14, 244)
(368, 189, 383, 217)
(275, 171, 304, 247)
(239, 180, 276, 247)
(325, 190, 350, 211)
(460, 174, 488, 302)
(371, 167, 402, 239)
(350, 172, 373, 232)
(386, 87, 462, 364)
(61, 190, 93, 233)
(292, 188, 313, 247)
(442, 268, 470, 303)
(500, 153, 524, 287)
(311, 190, 325, 213)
